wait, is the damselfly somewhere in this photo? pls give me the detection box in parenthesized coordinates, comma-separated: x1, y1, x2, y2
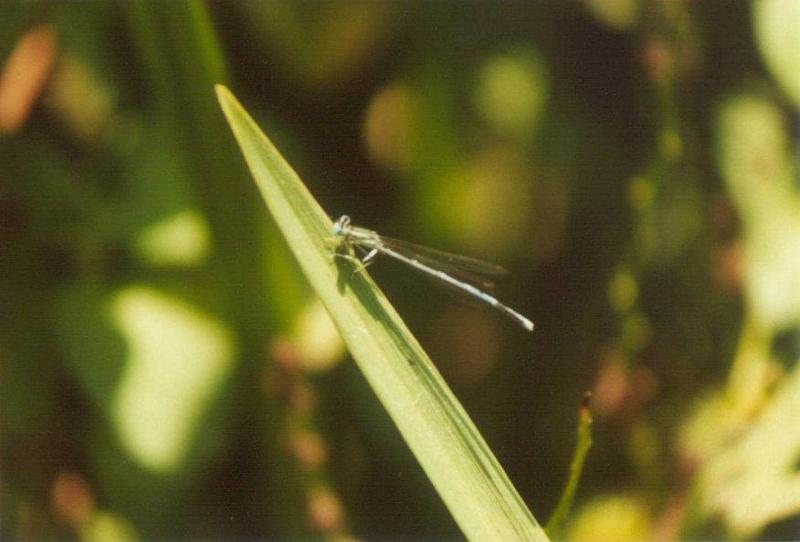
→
(333, 215, 534, 331)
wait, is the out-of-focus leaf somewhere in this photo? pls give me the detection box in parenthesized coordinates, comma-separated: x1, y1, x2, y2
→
(290, 299, 345, 373)
(584, 0, 639, 30)
(126, 1, 271, 336)
(108, 286, 235, 472)
(754, 0, 800, 107)
(81, 511, 138, 542)
(566, 494, 652, 542)
(697, 361, 800, 536)
(716, 89, 800, 331)
(134, 209, 211, 267)
(57, 283, 235, 473)
(473, 47, 548, 141)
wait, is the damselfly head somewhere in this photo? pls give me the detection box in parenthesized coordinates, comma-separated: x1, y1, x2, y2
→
(333, 215, 351, 236)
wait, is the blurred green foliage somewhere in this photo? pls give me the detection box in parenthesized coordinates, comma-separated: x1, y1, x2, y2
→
(1, 1, 798, 540)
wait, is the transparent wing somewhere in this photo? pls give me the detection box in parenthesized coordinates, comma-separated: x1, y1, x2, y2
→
(371, 235, 508, 290)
